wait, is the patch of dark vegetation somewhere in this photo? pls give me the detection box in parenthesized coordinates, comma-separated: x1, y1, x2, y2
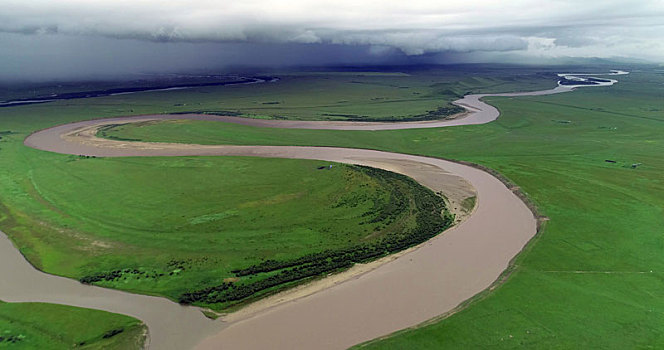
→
(0, 131, 15, 141)
(182, 260, 355, 305)
(344, 104, 464, 122)
(178, 283, 234, 304)
(166, 257, 211, 271)
(558, 79, 600, 86)
(102, 328, 124, 339)
(80, 269, 129, 284)
(179, 165, 454, 306)
(66, 155, 99, 162)
(605, 159, 617, 163)
(105, 135, 142, 142)
(411, 104, 466, 121)
(79, 257, 215, 285)
(80, 267, 167, 284)
(0, 335, 24, 344)
(321, 113, 364, 118)
(170, 110, 243, 116)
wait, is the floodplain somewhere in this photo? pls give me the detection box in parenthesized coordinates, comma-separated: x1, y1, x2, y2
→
(1, 65, 662, 349)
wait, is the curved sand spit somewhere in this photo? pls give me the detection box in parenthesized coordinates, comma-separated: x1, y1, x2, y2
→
(3, 73, 621, 349)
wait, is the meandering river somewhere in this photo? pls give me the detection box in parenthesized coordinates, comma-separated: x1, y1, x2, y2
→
(1, 72, 624, 349)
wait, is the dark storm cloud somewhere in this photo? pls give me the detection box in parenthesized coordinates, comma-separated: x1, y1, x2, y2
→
(0, 33, 419, 81)
(1, 1, 663, 80)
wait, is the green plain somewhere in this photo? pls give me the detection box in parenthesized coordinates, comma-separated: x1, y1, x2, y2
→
(0, 68, 548, 311)
(2, 66, 663, 348)
(0, 68, 549, 344)
(102, 69, 664, 348)
(1, 139, 433, 309)
(4, 68, 556, 121)
(0, 301, 145, 349)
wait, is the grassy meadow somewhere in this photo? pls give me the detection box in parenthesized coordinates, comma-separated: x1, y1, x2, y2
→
(5, 70, 507, 312)
(102, 68, 664, 348)
(3, 67, 557, 121)
(2, 134, 440, 309)
(0, 66, 550, 311)
(2, 65, 662, 348)
(0, 301, 145, 349)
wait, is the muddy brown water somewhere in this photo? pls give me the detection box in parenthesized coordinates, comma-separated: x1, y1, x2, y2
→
(5, 79, 616, 349)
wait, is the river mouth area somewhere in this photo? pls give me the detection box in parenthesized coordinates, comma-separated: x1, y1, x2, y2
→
(4, 71, 623, 349)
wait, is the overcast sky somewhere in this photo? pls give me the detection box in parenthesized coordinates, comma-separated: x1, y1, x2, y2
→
(1, 0, 663, 81)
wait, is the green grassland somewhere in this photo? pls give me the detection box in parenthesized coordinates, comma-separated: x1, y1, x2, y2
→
(0, 66, 552, 311)
(2, 66, 662, 347)
(1, 132, 447, 309)
(100, 69, 664, 348)
(0, 301, 145, 349)
(2, 67, 556, 122)
(0, 72, 462, 310)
